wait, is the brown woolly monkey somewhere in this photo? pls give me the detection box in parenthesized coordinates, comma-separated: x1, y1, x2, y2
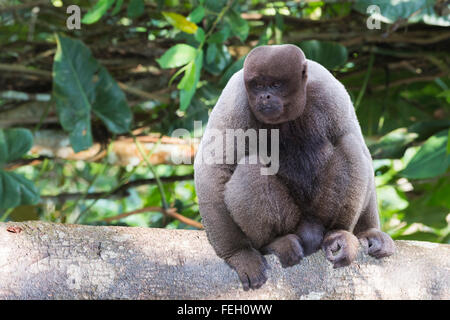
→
(194, 44, 395, 291)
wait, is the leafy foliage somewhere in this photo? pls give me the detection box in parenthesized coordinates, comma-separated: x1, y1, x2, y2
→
(53, 34, 132, 152)
(0, 129, 39, 209)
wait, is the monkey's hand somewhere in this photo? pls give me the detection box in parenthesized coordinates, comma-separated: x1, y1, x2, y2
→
(261, 234, 304, 268)
(225, 248, 269, 291)
(357, 228, 395, 259)
(322, 230, 359, 268)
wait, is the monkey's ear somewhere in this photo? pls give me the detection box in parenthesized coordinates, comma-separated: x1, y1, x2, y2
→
(301, 62, 308, 80)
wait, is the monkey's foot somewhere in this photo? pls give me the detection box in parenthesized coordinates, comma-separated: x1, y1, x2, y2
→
(357, 228, 395, 259)
(322, 230, 359, 268)
(225, 248, 269, 291)
(261, 234, 304, 268)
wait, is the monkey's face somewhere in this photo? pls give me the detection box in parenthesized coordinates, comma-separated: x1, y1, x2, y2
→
(243, 44, 308, 124)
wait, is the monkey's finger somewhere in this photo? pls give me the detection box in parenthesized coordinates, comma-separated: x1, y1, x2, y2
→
(249, 271, 267, 290)
(238, 273, 251, 291)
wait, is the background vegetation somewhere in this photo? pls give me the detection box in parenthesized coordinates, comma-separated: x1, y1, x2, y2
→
(0, 0, 449, 243)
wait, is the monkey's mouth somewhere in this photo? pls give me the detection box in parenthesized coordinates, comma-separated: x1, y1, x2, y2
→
(256, 104, 283, 123)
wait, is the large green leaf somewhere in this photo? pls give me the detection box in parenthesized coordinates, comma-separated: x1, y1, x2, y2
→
(403, 194, 448, 229)
(203, 44, 231, 76)
(0, 171, 40, 209)
(401, 129, 450, 179)
(225, 9, 249, 42)
(219, 55, 245, 86)
(52, 35, 132, 152)
(82, 0, 115, 24)
(188, 6, 205, 23)
(93, 67, 133, 133)
(0, 128, 39, 209)
(369, 128, 418, 159)
(207, 25, 230, 44)
(377, 185, 409, 215)
(354, 0, 450, 27)
(156, 44, 197, 69)
(179, 51, 203, 111)
(297, 41, 348, 70)
(0, 128, 33, 164)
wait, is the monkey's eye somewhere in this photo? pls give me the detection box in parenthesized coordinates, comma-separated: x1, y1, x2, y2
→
(254, 83, 264, 90)
(271, 81, 282, 89)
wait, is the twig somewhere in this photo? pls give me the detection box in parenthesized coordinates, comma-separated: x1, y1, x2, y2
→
(118, 82, 171, 104)
(4, 156, 51, 171)
(354, 50, 375, 110)
(0, 0, 48, 13)
(102, 206, 203, 229)
(132, 133, 169, 210)
(0, 63, 52, 78)
(372, 72, 448, 92)
(41, 174, 194, 202)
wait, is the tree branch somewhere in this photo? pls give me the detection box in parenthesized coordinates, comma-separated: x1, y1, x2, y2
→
(102, 206, 203, 229)
(41, 175, 194, 202)
(0, 221, 448, 299)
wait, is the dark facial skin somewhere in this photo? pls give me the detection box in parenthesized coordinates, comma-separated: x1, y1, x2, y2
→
(243, 44, 307, 124)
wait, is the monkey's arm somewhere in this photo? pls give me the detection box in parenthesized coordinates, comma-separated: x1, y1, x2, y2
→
(194, 158, 253, 259)
(194, 71, 269, 290)
(194, 70, 254, 258)
(315, 133, 394, 267)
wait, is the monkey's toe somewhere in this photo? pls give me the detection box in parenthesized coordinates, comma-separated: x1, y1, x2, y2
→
(226, 248, 269, 291)
(322, 230, 359, 269)
(262, 234, 304, 268)
(357, 228, 395, 259)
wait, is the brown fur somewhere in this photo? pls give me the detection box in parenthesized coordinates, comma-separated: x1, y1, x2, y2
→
(194, 44, 395, 291)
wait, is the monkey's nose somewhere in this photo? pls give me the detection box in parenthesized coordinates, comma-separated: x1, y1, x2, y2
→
(259, 94, 272, 103)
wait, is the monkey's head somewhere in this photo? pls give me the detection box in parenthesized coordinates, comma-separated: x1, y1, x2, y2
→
(243, 44, 308, 124)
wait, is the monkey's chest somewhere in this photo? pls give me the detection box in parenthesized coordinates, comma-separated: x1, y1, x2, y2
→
(276, 139, 331, 205)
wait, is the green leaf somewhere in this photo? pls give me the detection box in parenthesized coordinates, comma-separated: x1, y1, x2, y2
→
(437, 89, 450, 104)
(297, 41, 348, 70)
(403, 194, 448, 229)
(0, 128, 33, 164)
(194, 27, 205, 43)
(177, 61, 196, 91)
(111, 0, 123, 16)
(219, 55, 245, 86)
(162, 11, 198, 34)
(428, 177, 450, 209)
(0, 171, 39, 209)
(156, 44, 197, 69)
(53, 35, 132, 152)
(179, 51, 203, 111)
(377, 185, 409, 215)
(188, 6, 205, 23)
(369, 128, 418, 159)
(207, 25, 230, 44)
(401, 130, 450, 179)
(127, 0, 145, 18)
(206, 44, 218, 64)
(82, 0, 115, 24)
(225, 9, 249, 42)
(203, 44, 231, 76)
(92, 67, 133, 133)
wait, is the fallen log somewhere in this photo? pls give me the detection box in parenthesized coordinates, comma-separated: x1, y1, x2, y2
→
(0, 221, 448, 299)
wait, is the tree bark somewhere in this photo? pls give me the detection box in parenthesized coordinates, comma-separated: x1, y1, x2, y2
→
(0, 221, 448, 300)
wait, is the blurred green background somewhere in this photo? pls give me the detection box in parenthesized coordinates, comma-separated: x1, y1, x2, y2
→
(0, 0, 449, 243)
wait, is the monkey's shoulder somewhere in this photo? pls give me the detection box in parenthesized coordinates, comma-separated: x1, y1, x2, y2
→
(208, 70, 254, 130)
(307, 60, 350, 102)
